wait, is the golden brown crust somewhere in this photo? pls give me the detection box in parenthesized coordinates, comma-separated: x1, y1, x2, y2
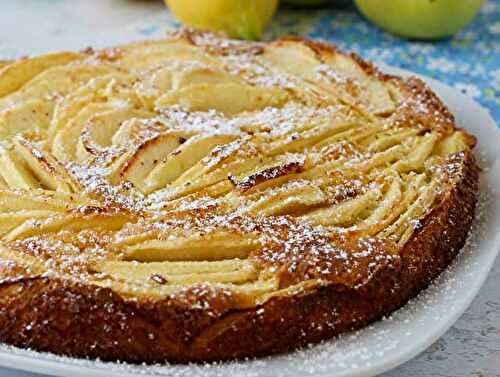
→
(0, 30, 480, 363)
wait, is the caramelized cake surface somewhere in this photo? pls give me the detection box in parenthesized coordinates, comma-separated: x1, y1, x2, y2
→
(0, 30, 478, 362)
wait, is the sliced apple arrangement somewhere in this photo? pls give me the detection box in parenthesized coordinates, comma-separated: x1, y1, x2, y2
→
(0, 31, 474, 305)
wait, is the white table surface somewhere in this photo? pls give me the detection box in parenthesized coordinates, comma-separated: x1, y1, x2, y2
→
(0, 1, 498, 376)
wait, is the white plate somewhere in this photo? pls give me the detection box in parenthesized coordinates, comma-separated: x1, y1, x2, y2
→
(0, 66, 499, 377)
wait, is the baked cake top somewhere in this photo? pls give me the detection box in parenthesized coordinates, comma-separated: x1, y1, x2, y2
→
(0, 29, 476, 315)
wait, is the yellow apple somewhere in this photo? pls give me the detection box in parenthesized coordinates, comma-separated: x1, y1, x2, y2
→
(165, 0, 279, 40)
(354, 0, 484, 39)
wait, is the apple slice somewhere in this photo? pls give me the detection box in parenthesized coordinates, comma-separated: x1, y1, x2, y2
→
(49, 90, 96, 142)
(110, 117, 187, 150)
(377, 174, 427, 237)
(101, 258, 248, 275)
(0, 63, 117, 114)
(0, 210, 57, 236)
(144, 134, 237, 194)
(112, 38, 215, 70)
(167, 155, 264, 200)
(366, 128, 420, 152)
(312, 123, 384, 150)
(47, 73, 134, 141)
(395, 132, 439, 173)
(84, 108, 154, 149)
(0, 99, 53, 139)
(266, 121, 356, 156)
(383, 178, 439, 245)
(30, 65, 118, 100)
(246, 182, 326, 216)
(171, 138, 245, 187)
(51, 102, 116, 163)
(228, 156, 307, 192)
(351, 144, 405, 174)
(172, 63, 240, 89)
(4, 210, 133, 241)
(356, 178, 402, 235)
(120, 133, 187, 190)
(166, 137, 266, 197)
(156, 82, 289, 115)
(261, 40, 321, 82)
(0, 51, 81, 98)
(435, 130, 472, 157)
(13, 136, 78, 192)
(106, 150, 136, 185)
(302, 188, 381, 227)
(123, 232, 260, 262)
(96, 259, 257, 285)
(0, 148, 41, 190)
(77, 107, 153, 162)
(0, 189, 101, 212)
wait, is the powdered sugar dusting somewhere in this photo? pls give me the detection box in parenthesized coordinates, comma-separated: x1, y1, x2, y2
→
(0, 29, 489, 369)
(0, 181, 494, 377)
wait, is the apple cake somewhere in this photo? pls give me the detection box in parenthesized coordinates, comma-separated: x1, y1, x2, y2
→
(0, 30, 478, 363)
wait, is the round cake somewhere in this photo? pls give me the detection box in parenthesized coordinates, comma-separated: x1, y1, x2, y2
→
(0, 29, 478, 363)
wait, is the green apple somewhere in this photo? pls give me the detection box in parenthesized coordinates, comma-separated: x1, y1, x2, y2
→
(354, 0, 484, 39)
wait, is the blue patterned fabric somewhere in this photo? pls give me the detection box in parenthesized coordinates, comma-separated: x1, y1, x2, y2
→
(265, 0, 500, 125)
